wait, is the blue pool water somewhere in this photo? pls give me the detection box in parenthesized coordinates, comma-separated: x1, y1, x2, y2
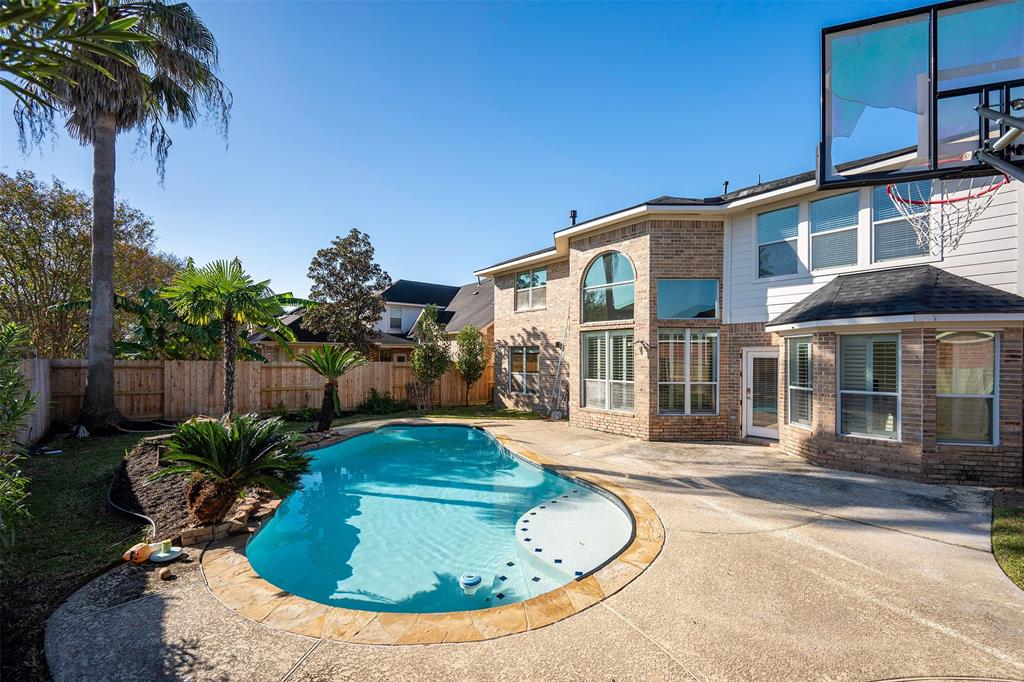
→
(246, 425, 631, 613)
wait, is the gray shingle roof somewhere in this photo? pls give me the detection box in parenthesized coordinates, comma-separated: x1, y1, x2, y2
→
(384, 279, 461, 307)
(768, 265, 1024, 327)
(444, 279, 494, 334)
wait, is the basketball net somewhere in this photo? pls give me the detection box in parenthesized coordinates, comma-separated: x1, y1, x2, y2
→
(886, 171, 1010, 253)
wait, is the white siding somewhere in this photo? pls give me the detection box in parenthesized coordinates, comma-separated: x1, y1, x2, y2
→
(373, 304, 427, 335)
(725, 180, 1021, 324)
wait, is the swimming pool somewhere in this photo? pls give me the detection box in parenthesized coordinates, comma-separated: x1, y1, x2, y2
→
(246, 425, 633, 613)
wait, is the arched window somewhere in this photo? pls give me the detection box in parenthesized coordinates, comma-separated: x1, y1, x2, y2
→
(582, 252, 635, 323)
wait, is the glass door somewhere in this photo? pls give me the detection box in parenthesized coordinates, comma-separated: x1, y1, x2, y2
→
(745, 350, 779, 439)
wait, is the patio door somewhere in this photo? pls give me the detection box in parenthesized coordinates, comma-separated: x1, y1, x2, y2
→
(744, 349, 779, 439)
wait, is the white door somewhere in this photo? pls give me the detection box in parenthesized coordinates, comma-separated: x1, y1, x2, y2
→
(744, 349, 779, 439)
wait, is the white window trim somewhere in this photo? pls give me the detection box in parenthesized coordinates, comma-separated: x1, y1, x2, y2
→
(508, 346, 539, 395)
(836, 332, 902, 442)
(936, 331, 1000, 447)
(582, 329, 634, 413)
(581, 253, 636, 324)
(756, 205, 800, 280)
(657, 279, 720, 320)
(388, 306, 404, 331)
(870, 182, 935, 264)
(514, 267, 547, 312)
(787, 336, 813, 430)
(810, 192, 859, 272)
(657, 329, 720, 416)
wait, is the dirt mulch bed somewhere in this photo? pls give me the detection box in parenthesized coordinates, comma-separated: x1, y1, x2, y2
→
(108, 436, 191, 539)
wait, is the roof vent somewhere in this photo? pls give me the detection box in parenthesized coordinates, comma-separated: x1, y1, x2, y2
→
(569, 209, 577, 226)
(722, 180, 730, 196)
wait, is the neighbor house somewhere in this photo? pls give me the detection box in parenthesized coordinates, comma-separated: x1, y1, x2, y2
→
(253, 278, 493, 363)
(475, 169, 1024, 487)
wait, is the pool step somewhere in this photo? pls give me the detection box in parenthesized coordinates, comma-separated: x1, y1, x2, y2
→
(515, 487, 633, 581)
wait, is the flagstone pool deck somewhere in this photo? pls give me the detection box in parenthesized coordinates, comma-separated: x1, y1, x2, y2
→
(45, 418, 1024, 681)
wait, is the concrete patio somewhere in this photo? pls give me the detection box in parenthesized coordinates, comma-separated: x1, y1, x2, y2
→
(45, 418, 1024, 681)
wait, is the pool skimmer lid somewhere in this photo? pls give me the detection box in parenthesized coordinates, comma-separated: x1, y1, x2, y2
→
(459, 573, 482, 596)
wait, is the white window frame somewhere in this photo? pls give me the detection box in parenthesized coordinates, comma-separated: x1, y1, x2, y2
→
(388, 307, 404, 332)
(581, 329, 634, 412)
(657, 329, 719, 415)
(756, 206, 799, 279)
(871, 181, 933, 264)
(837, 333, 901, 442)
(936, 331, 1000, 446)
(508, 345, 539, 395)
(581, 252, 636, 324)
(810, 192, 859, 271)
(786, 336, 813, 429)
(514, 267, 547, 311)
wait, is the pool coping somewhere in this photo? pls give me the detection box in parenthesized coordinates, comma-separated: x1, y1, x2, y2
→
(199, 422, 665, 645)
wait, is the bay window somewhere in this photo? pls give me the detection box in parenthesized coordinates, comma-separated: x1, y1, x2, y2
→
(937, 331, 997, 444)
(839, 334, 900, 440)
(658, 329, 718, 414)
(787, 337, 813, 427)
(582, 329, 633, 411)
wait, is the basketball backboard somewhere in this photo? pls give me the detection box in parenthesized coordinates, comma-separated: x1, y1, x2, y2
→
(818, 0, 1024, 189)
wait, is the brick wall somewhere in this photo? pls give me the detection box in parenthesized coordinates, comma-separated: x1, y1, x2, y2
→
(778, 326, 1024, 487)
(492, 259, 571, 414)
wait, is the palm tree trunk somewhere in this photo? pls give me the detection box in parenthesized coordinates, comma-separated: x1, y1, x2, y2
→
(317, 381, 334, 432)
(223, 308, 237, 418)
(80, 113, 122, 429)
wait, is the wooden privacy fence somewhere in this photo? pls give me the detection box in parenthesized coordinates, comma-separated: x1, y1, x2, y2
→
(18, 359, 494, 443)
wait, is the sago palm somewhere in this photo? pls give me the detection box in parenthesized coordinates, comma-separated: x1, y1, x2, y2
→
(12, 0, 231, 428)
(162, 259, 303, 417)
(296, 345, 367, 432)
(150, 414, 312, 524)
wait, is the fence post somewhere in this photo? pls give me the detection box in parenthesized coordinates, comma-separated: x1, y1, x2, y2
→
(16, 359, 51, 446)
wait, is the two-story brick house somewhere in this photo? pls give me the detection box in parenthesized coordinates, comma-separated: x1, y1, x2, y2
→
(475, 170, 1024, 487)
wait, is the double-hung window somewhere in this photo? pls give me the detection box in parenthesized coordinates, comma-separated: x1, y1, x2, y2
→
(810, 192, 859, 270)
(515, 267, 547, 311)
(787, 337, 813, 427)
(582, 330, 633, 411)
(658, 329, 718, 414)
(872, 181, 931, 262)
(389, 307, 404, 332)
(839, 334, 900, 440)
(936, 331, 997, 444)
(509, 346, 540, 394)
(757, 206, 799, 278)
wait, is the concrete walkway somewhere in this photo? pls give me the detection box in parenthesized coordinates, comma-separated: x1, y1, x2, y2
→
(46, 419, 1024, 681)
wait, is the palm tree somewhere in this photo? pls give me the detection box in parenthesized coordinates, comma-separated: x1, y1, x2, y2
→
(162, 259, 303, 417)
(12, 0, 231, 429)
(296, 345, 367, 432)
(150, 414, 312, 524)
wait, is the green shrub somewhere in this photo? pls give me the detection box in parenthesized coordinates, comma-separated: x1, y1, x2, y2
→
(150, 414, 313, 524)
(356, 388, 415, 415)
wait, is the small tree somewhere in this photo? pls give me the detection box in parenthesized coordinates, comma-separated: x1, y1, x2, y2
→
(296, 346, 367, 432)
(303, 229, 391, 354)
(454, 325, 486, 406)
(0, 324, 37, 549)
(409, 305, 450, 408)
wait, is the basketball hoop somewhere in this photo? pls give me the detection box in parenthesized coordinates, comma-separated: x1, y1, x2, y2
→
(886, 173, 1011, 252)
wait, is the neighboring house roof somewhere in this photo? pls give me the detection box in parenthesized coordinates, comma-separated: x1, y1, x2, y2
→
(766, 265, 1024, 329)
(250, 310, 329, 344)
(384, 279, 461, 307)
(373, 332, 417, 347)
(444, 279, 494, 334)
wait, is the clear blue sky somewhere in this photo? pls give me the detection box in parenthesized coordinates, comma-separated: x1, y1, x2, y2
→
(1, 0, 925, 297)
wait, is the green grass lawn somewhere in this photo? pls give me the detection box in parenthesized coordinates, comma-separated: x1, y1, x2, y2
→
(993, 506, 1024, 591)
(1, 431, 162, 682)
